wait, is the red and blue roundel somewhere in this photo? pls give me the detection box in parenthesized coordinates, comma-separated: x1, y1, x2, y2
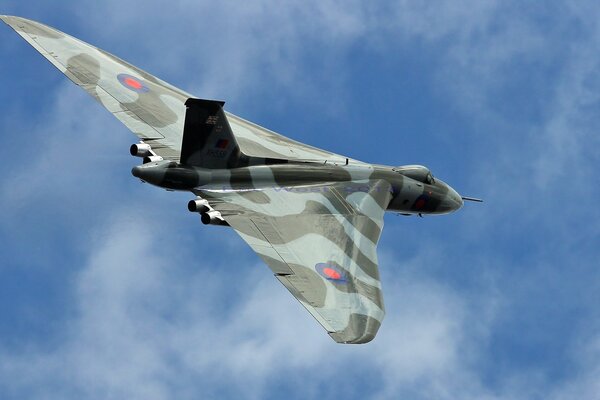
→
(315, 262, 348, 284)
(117, 73, 149, 93)
(412, 194, 430, 210)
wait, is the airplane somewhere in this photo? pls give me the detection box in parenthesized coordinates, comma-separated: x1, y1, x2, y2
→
(1, 16, 480, 344)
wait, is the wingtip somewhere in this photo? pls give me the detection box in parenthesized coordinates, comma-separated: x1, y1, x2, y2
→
(329, 331, 376, 344)
(0, 15, 16, 24)
(328, 314, 382, 344)
(1, 15, 27, 22)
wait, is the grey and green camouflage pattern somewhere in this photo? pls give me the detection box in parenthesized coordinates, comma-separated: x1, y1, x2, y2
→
(2, 16, 465, 344)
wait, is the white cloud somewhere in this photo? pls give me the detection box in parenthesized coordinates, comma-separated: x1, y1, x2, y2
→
(63, 0, 504, 115)
(0, 83, 138, 200)
(549, 332, 600, 400)
(531, 39, 600, 190)
(0, 206, 489, 399)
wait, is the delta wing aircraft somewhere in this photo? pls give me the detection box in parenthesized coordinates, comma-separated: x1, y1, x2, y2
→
(2, 16, 479, 344)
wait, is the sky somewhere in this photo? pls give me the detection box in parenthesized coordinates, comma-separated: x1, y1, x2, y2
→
(0, 1, 599, 399)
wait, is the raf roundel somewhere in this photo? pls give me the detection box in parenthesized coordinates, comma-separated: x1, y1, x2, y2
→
(117, 73, 150, 93)
(315, 263, 348, 284)
(413, 194, 430, 210)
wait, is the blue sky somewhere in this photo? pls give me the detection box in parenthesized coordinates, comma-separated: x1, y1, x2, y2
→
(1, 1, 599, 399)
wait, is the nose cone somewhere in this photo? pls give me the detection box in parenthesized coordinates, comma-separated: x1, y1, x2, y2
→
(448, 186, 464, 211)
(438, 185, 463, 214)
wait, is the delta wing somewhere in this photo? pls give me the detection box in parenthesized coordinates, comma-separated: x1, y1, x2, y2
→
(1, 16, 355, 164)
(197, 179, 392, 343)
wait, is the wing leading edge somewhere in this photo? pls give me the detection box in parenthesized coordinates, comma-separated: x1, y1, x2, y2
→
(197, 180, 393, 343)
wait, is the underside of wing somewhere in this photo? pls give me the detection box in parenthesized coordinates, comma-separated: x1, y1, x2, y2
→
(1, 15, 189, 161)
(2, 16, 359, 165)
(197, 179, 393, 343)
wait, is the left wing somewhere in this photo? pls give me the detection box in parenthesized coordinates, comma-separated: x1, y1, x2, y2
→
(196, 179, 393, 343)
(0, 15, 190, 161)
(1, 15, 357, 164)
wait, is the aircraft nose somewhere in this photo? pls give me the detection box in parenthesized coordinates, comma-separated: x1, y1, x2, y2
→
(448, 187, 463, 211)
(438, 186, 463, 213)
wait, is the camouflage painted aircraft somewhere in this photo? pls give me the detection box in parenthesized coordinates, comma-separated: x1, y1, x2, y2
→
(2, 16, 479, 344)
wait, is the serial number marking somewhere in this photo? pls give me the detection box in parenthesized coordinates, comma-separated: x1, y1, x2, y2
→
(206, 149, 227, 158)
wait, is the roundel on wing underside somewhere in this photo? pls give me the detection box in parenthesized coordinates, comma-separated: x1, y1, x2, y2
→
(315, 262, 348, 284)
(117, 73, 150, 93)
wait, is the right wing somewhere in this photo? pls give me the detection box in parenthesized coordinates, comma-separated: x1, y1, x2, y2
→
(197, 179, 393, 343)
(1, 16, 356, 164)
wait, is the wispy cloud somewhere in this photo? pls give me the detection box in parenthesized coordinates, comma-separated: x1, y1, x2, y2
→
(1, 209, 485, 399)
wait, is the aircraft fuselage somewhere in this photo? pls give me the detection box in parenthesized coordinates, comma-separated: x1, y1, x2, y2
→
(132, 160, 463, 216)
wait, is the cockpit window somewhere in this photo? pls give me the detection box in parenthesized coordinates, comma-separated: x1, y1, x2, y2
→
(425, 173, 435, 184)
(394, 165, 435, 184)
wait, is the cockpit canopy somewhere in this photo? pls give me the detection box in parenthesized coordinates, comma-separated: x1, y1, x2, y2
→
(393, 164, 435, 184)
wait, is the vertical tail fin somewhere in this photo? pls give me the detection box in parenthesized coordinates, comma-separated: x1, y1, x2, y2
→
(180, 98, 244, 168)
